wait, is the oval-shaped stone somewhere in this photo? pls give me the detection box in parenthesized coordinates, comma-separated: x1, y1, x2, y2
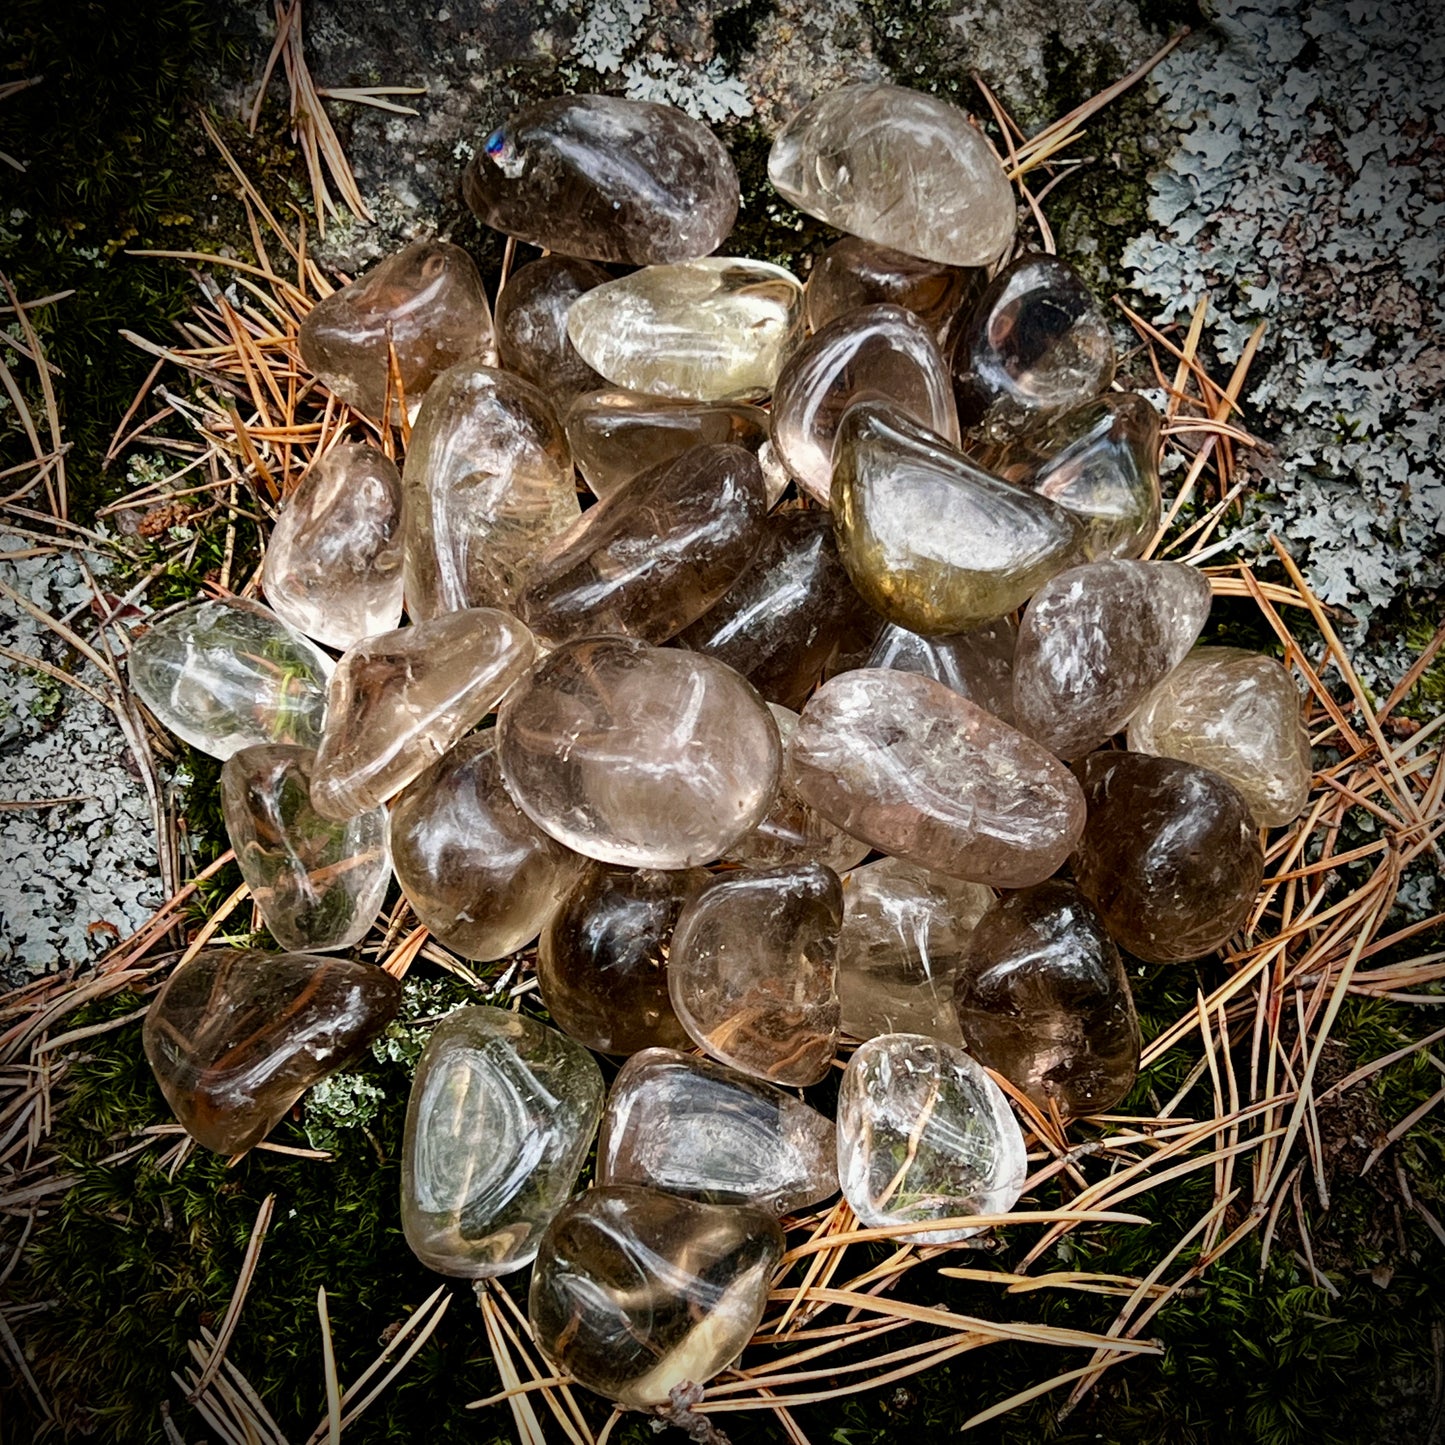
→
(1012, 560, 1213, 759)
(837, 1033, 1028, 1242)
(866, 617, 1017, 726)
(598, 1048, 838, 1215)
(128, 598, 332, 760)
(463, 95, 739, 265)
(518, 443, 768, 647)
(221, 744, 390, 953)
(832, 401, 1085, 634)
(390, 728, 587, 962)
(1071, 751, 1265, 963)
(261, 443, 404, 650)
(402, 362, 578, 619)
(567, 258, 804, 403)
(954, 881, 1140, 1117)
(806, 236, 983, 335)
(498, 637, 782, 868)
(494, 256, 608, 399)
(790, 668, 1086, 887)
(530, 1185, 784, 1409)
(143, 949, 401, 1155)
(298, 240, 494, 419)
(769, 83, 1016, 267)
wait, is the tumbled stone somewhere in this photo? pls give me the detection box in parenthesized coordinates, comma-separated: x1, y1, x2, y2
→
(598, 1048, 838, 1215)
(463, 95, 739, 265)
(832, 401, 1085, 634)
(518, 443, 767, 647)
(771, 304, 960, 503)
(1128, 647, 1312, 827)
(221, 745, 390, 953)
(390, 728, 587, 962)
(494, 256, 608, 399)
(806, 236, 983, 335)
(530, 1185, 783, 1409)
(401, 1006, 603, 1278)
(567, 258, 804, 403)
(128, 598, 332, 760)
(950, 253, 1116, 440)
(498, 637, 781, 868)
(261, 443, 404, 650)
(790, 668, 1086, 887)
(1012, 560, 1213, 759)
(954, 881, 1140, 1117)
(1071, 752, 1265, 963)
(769, 83, 1016, 267)
(401, 362, 578, 619)
(669, 864, 842, 1087)
(537, 862, 704, 1055)
(143, 948, 401, 1155)
(837, 1033, 1027, 1243)
(867, 618, 1017, 726)
(837, 857, 993, 1044)
(298, 241, 494, 419)
(311, 609, 536, 821)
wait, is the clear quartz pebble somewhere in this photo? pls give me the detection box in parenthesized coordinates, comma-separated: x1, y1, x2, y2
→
(261, 443, 404, 650)
(769, 83, 1017, 267)
(598, 1048, 838, 1215)
(566, 258, 804, 403)
(805, 236, 983, 335)
(401, 1006, 603, 1278)
(866, 617, 1018, 726)
(837, 1032, 1028, 1243)
(494, 256, 609, 399)
(310, 609, 536, 821)
(128, 598, 332, 760)
(220, 744, 390, 952)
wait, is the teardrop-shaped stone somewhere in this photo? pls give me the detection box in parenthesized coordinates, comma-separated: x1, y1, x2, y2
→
(1071, 752, 1264, 963)
(530, 1185, 784, 1409)
(772, 304, 960, 504)
(950, 253, 1115, 440)
(494, 256, 609, 399)
(390, 728, 587, 962)
(143, 948, 401, 1155)
(311, 609, 536, 820)
(401, 362, 578, 619)
(567, 259, 804, 403)
(598, 1048, 838, 1215)
(791, 668, 1085, 887)
(463, 95, 739, 265)
(221, 745, 390, 952)
(806, 236, 983, 335)
(837, 1033, 1027, 1242)
(128, 598, 332, 760)
(954, 881, 1140, 1117)
(837, 856, 993, 1044)
(498, 637, 781, 868)
(769, 83, 1016, 267)
(261, 443, 404, 650)
(518, 443, 768, 647)
(538, 862, 705, 1055)
(1012, 560, 1213, 759)
(1128, 647, 1311, 827)
(832, 401, 1086, 634)
(669, 864, 843, 1086)
(298, 241, 494, 419)
(401, 1005, 603, 1278)
(866, 617, 1017, 726)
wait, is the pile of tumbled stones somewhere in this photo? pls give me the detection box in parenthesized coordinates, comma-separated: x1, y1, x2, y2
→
(131, 84, 1312, 1412)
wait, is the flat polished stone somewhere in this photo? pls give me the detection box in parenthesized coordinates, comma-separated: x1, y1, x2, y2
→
(866, 617, 1017, 726)
(806, 236, 983, 335)
(494, 256, 609, 399)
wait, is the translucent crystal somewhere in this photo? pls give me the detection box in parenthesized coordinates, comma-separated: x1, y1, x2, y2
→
(494, 256, 608, 398)
(866, 617, 1017, 726)
(805, 236, 983, 335)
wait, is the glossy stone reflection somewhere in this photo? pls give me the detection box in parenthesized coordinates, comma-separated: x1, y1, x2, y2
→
(954, 882, 1140, 1117)
(494, 256, 608, 398)
(866, 617, 1017, 726)
(598, 1048, 837, 1215)
(1071, 752, 1265, 963)
(530, 1186, 783, 1409)
(402, 1006, 603, 1278)
(806, 236, 982, 335)
(143, 949, 401, 1155)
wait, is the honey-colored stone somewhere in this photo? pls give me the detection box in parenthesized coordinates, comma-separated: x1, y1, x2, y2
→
(806, 236, 983, 335)
(866, 618, 1017, 726)
(494, 256, 608, 399)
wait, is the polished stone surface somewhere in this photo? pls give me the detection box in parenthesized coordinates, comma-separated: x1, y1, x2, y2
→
(494, 256, 608, 399)
(805, 236, 982, 336)
(866, 617, 1017, 726)
(401, 1006, 603, 1278)
(598, 1048, 837, 1215)
(837, 1033, 1028, 1243)
(498, 637, 782, 869)
(143, 948, 401, 1155)
(954, 881, 1140, 1117)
